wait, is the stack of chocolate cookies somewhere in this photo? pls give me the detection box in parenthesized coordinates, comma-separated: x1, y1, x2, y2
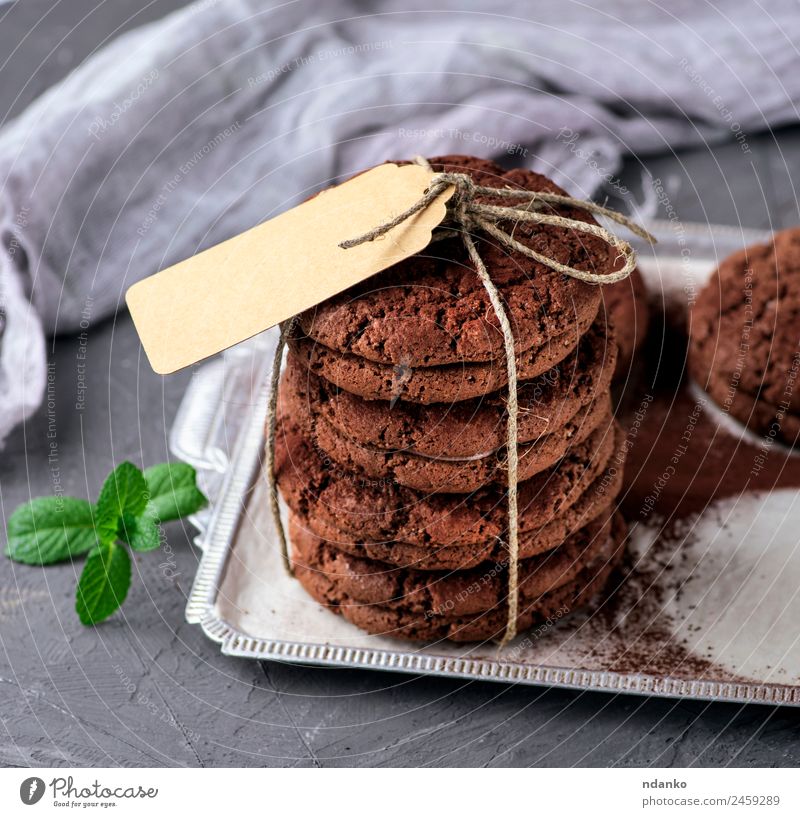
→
(274, 155, 628, 642)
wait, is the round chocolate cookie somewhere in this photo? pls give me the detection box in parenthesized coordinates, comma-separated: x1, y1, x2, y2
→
(290, 509, 613, 614)
(299, 155, 611, 370)
(290, 318, 616, 458)
(602, 265, 649, 378)
(274, 411, 623, 548)
(291, 513, 627, 642)
(290, 461, 623, 571)
(307, 393, 611, 493)
(289, 309, 599, 404)
(689, 227, 800, 442)
(707, 383, 800, 443)
(284, 360, 613, 493)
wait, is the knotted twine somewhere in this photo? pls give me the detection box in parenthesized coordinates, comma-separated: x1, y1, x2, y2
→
(266, 157, 654, 645)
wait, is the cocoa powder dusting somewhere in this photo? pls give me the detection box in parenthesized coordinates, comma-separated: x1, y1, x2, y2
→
(580, 303, 800, 685)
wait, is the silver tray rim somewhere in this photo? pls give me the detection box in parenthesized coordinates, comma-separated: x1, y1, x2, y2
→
(176, 218, 800, 707)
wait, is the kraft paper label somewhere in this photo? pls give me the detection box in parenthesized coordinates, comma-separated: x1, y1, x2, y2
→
(126, 163, 454, 374)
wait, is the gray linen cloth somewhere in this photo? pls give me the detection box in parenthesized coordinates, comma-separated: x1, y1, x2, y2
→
(1, 0, 798, 443)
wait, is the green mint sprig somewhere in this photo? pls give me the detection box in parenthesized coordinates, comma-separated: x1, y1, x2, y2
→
(5, 461, 207, 625)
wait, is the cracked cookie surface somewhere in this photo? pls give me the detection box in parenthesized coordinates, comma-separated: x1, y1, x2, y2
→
(274, 411, 623, 548)
(282, 358, 614, 493)
(299, 155, 610, 369)
(288, 461, 623, 571)
(291, 512, 627, 642)
(289, 309, 599, 404)
(690, 227, 800, 440)
(287, 318, 616, 458)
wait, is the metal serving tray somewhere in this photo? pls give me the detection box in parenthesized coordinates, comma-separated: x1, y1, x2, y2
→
(176, 219, 800, 706)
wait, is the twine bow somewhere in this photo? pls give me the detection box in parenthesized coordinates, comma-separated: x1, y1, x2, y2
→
(267, 157, 654, 645)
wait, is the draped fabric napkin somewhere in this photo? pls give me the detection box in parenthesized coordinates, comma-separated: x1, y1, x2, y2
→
(1, 0, 798, 443)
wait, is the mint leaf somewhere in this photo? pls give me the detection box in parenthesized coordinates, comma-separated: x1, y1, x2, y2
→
(6, 497, 98, 565)
(144, 462, 207, 523)
(9, 458, 204, 626)
(96, 462, 148, 541)
(119, 507, 162, 553)
(75, 542, 131, 625)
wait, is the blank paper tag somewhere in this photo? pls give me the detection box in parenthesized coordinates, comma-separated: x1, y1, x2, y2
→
(126, 163, 454, 374)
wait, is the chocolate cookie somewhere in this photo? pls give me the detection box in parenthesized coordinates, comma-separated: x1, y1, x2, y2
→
(289, 308, 599, 404)
(291, 513, 627, 642)
(703, 371, 800, 444)
(689, 228, 800, 440)
(274, 411, 623, 548)
(290, 509, 612, 613)
(286, 362, 613, 492)
(299, 155, 611, 369)
(290, 460, 623, 570)
(602, 265, 649, 378)
(290, 318, 616, 459)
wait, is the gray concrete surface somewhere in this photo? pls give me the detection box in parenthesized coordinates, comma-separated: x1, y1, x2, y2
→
(1, 0, 800, 767)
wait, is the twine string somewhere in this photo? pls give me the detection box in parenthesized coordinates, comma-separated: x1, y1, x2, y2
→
(266, 157, 655, 645)
(340, 170, 654, 284)
(458, 211, 521, 644)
